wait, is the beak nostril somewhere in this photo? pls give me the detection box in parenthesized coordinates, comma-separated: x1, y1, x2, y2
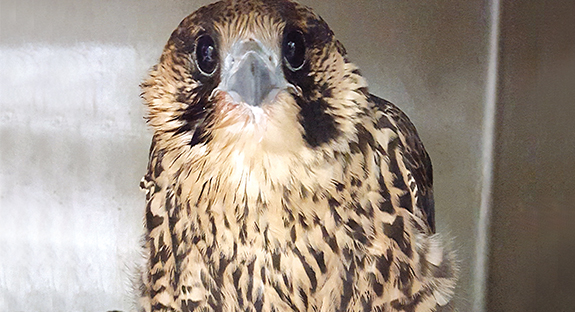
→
(219, 39, 287, 107)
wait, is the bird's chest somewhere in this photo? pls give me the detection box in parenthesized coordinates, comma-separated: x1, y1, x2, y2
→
(173, 169, 366, 311)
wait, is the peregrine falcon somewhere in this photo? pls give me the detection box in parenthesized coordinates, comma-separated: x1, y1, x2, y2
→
(139, 0, 457, 311)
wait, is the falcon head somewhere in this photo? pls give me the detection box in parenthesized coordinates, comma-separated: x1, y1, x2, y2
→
(142, 0, 367, 163)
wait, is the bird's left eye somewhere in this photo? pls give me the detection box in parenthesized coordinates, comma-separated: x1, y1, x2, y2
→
(195, 34, 218, 76)
(282, 30, 306, 71)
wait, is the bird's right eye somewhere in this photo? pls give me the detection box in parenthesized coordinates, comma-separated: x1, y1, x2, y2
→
(195, 34, 218, 76)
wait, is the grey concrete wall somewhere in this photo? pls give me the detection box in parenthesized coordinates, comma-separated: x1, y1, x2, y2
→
(0, 0, 513, 311)
(487, 1, 575, 311)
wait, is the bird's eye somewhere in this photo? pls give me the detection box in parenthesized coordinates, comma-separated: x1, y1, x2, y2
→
(195, 34, 218, 75)
(283, 30, 306, 71)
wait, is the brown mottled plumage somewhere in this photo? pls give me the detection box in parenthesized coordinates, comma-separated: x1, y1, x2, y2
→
(139, 0, 457, 311)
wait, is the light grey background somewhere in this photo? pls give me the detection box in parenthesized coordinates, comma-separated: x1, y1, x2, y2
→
(1, 1, 573, 312)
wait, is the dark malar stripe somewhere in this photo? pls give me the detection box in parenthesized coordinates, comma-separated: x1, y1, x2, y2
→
(175, 85, 217, 147)
(296, 96, 340, 147)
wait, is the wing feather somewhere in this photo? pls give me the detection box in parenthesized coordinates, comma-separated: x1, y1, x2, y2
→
(369, 94, 436, 232)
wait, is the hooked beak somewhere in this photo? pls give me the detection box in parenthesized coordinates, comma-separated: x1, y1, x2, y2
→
(217, 38, 287, 107)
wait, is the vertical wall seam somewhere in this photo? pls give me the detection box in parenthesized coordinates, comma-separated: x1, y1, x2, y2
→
(473, 0, 501, 311)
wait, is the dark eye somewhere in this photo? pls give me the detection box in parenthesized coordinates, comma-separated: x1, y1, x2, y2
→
(195, 34, 218, 75)
(283, 30, 306, 71)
